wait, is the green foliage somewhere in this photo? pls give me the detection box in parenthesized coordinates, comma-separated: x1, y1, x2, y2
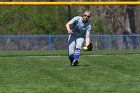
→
(94, 19, 111, 34)
(0, 6, 68, 35)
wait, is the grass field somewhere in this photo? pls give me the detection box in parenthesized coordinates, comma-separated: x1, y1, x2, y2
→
(0, 53, 140, 93)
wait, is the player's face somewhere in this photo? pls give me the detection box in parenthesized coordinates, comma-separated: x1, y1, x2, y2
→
(83, 12, 91, 23)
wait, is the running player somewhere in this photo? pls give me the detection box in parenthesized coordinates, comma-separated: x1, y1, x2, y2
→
(66, 11, 92, 66)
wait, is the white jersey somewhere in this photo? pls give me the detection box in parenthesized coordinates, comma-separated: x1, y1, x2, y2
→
(69, 16, 91, 38)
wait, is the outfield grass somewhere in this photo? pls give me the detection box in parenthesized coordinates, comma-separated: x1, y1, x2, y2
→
(0, 54, 140, 93)
(0, 49, 140, 56)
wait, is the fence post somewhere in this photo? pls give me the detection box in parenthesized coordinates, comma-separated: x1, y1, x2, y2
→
(106, 35, 109, 49)
(68, 5, 71, 21)
(48, 35, 51, 50)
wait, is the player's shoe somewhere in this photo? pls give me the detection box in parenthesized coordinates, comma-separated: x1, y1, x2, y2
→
(70, 61, 73, 66)
(72, 60, 79, 66)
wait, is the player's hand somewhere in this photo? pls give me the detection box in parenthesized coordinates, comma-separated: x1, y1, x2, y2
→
(87, 43, 93, 51)
(68, 30, 73, 34)
(82, 43, 93, 51)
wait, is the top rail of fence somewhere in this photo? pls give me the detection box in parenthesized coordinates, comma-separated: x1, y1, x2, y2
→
(0, 34, 140, 38)
(0, 2, 140, 6)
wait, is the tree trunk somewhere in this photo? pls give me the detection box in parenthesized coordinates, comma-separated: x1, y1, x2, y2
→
(124, 6, 136, 34)
(135, 6, 140, 34)
(124, 6, 138, 49)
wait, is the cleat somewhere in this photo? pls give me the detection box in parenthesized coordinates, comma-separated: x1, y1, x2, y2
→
(72, 60, 79, 66)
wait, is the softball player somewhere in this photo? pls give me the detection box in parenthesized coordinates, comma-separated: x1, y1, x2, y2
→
(66, 11, 92, 66)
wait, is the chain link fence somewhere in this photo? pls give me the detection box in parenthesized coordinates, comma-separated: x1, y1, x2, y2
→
(0, 35, 140, 56)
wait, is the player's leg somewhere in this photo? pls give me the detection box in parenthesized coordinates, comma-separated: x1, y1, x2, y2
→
(68, 35, 76, 65)
(72, 38, 84, 66)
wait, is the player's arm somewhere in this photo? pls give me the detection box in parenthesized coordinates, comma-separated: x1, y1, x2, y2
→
(83, 25, 93, 51)
(66, 22, 73, 34)
(66, 16, 79, 34)
(85, 36, 91, 46)
(85, 25, 91, 46)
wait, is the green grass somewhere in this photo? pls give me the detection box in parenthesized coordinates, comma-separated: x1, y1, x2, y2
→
(0, 49, 140, 56)
(0, 54, 140, 93)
